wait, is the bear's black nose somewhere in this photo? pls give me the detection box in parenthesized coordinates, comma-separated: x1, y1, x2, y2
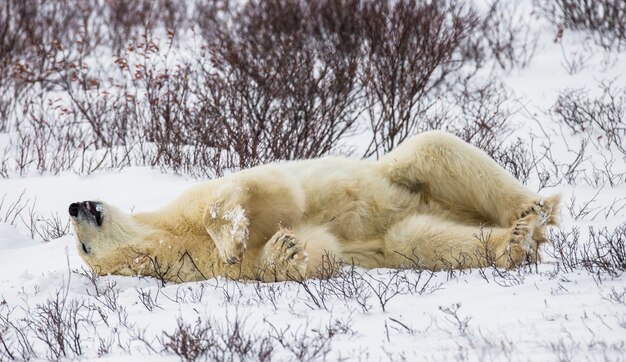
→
(69, 203, 79, 217)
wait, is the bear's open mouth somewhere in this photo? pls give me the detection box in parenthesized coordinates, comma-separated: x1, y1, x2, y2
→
(84, 201, 103, 226)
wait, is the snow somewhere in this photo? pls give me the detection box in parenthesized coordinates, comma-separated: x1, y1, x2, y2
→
(0, 224, 38, 250)
(1, 2, 626, 361)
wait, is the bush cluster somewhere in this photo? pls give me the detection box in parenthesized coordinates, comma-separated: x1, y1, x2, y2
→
(0, 0, 534, 177)
(536, 0, 626, 50)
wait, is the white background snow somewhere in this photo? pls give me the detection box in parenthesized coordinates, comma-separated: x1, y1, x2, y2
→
(1, 1, 626, 361)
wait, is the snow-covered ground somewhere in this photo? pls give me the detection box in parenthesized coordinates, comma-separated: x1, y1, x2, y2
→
(1, 2, 626, 361)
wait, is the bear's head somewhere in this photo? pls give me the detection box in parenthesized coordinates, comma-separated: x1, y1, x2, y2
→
(69, 201, 138, 266)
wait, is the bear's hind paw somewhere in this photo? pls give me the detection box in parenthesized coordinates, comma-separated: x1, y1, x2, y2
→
(518, 195, 561, 226)
(501, 214, 541, 268)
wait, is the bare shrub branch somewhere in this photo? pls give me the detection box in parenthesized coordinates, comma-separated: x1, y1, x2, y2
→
(552, 81, 626, 157)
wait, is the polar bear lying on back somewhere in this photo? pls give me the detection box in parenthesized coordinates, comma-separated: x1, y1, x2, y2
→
(69, 131, 560, 283)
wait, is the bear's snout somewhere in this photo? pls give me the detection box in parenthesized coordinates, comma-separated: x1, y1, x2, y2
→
(69, 202, 79, 217)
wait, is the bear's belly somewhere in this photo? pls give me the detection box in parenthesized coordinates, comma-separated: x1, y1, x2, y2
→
(298, 170, 422, 242)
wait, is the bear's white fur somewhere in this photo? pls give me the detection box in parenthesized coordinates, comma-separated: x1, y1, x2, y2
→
(71, 131, 560, 283)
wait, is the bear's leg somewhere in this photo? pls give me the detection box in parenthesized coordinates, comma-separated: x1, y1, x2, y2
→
(257, 225, 342, 281)
(383, 214, 542, 270)
(379, 130, 560, 227)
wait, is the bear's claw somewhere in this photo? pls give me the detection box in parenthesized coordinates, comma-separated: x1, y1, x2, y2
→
(221, 241, 246, 265)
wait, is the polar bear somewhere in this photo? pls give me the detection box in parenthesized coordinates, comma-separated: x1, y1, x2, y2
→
(69, 131, 560, 283)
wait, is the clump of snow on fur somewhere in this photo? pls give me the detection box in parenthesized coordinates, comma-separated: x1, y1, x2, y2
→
(209, 206, 218, 219)
(224, 205, 247, 236)
(95, 203, 104, 213)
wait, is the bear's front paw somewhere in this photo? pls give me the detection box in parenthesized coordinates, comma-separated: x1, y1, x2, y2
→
(262, 229, 308, 280)
(204, 203, 249, 265)
(221, 239, 247, 265)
